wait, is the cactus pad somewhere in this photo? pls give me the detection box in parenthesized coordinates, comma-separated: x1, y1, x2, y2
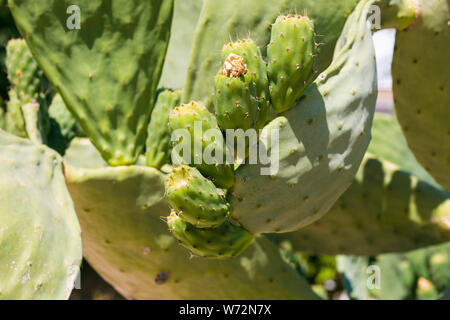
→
(267, 14, 317, 113)
(0, 130, 82, 299)
(391, 0, 450, 191)
(146, 89, 181, 170)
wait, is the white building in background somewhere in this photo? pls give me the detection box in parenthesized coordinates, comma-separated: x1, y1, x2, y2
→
(373, 29, 396, 113)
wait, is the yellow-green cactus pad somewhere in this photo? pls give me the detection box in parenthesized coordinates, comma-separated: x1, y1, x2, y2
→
(231, 0, 378, 234)
(8, 0, 174, 166)
(63, 139, 318, 300)
(0, 130, 82, 299)
(166, 166, 231, 228)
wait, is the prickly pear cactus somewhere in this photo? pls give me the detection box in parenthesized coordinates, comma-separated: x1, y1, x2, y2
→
(269, 113, 450, 255)
(0, 130, 82, 299)
(46, 93, 83, 155)
(391, 0, 450, 191)
(267, 14, 317, 114)
(63, 138, 317, 299)
(8, 0, 174, 166)
(159, 0, 203, 89)
(230, 0, 377, 234)
(3, 38, 43, 137)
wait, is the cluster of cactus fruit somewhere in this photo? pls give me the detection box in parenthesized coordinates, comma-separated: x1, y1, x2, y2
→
(164, 13, 322, 259)
(0, 0, 448, 300)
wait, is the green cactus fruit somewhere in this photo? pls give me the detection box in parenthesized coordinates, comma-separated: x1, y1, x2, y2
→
(0, 130, 82, 299)
(429, 252, 450, 291)
(0, 106, 5, 130)
(230, 0, 377, 234)
(167, 211, 253, 259)
(270, 154, 450, 255)
(184, 0, 360, 103)
(267, 14, 317, 114)
(166, 166, 231, 228)
(69, 261, 124, 300)
(337, 254, 417, 300)
(391, 0, 450, 191)
(8, 0, 174, 166)
(5, 38, 41, 104)
(369, 113, 436, 185)
(215, 39, 270, 130)
(63, 139, 318, 299)
(416, 278, 439, 300)
(146, 89, 181, 169)
(169, 101, 235, 189)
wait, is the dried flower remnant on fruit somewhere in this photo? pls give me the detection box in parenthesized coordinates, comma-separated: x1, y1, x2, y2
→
(221, 53, 247, 78)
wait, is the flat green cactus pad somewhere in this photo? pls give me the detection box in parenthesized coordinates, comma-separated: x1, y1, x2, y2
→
(8, 0, 174, 166)
(63, 139, 317, 300)
(0, 130, 82, 299)
(392, 0, 450, 191)
(270, 153, 450, 255)
(230, 0, 377, 234)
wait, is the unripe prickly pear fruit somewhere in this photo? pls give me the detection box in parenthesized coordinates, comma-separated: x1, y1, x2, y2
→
(146, 89, 182, 169)
(267, 14, 317, 114)
(214, 39, 270, 130)
(166, 166, 231, 228)
(167, 210, 254, 259)
(168, 101, 234, 189)
(5, 39, 42, 104)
